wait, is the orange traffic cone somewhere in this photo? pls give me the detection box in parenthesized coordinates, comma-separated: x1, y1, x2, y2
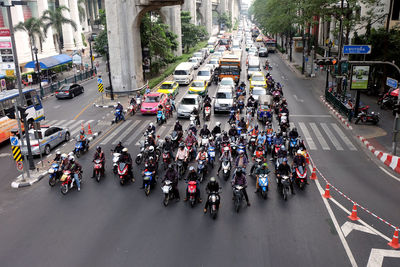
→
(87, 123, 93, 135)
(81, 123, 84, 132)
(306, 153, 310, 164)
(348, 204, 360, 221)
(388, 228, 400, 249)
(323, 184, 331, 199)
(310, 167, 317, 180)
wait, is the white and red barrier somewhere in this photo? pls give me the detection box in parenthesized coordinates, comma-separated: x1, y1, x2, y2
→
(320, 96, 353, 130)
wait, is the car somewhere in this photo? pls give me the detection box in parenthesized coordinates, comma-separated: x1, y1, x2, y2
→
(258, 47, 268, 57)
(196, 68, 213, 86)
(188, 80, 208, 96)
(21, 125, 70, 155)
(251, 87, 267, 103)
(219, 77, 235, 90)
(208, 57, 220, 69)
(217, 46, 226, 53)
(140, 92, 168, 114)
(250, 72, 267, 89)
(214, 87, 234, 113)
(213, 52, 223, 59)
(177, 94, 203, 118)
(188, 57, 200, 69)
(256, 35, 263, 42)
(156, 81, 179, 97)
(193, 52, 204, 64)
(207, 44, 215, 53)
(55, 83, 84, 99)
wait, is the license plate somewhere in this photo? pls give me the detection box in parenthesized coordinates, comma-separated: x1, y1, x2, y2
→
(209, 152, 215, 157)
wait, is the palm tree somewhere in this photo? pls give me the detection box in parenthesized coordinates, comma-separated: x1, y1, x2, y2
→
(42, 6, 77, 54)
(14, 17, 45, 61)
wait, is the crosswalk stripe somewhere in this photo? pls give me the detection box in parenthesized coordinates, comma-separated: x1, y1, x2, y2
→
(331, 123, 357, 151)
(298, 122, 317, 150)
(320, 123, 344, 151)
(125, 121, 148, 146)
(53, 119, 66, 126)
(310, 123, 330, 150)
(69, 120, 85, 136)
(289, 122, 295, 130)
(112, 120, 141, 145)
(63, 120, 78, 128)
(100, 121, 131, 145)
(45, 120, 57, 125)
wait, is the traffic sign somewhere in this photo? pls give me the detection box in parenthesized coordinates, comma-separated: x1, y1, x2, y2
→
(386, 77, 398, 88)
(27, 74, 32, 82)
(11, 145, 22, 161)
(97, 77, 103, 84)
(343, 45, 371, 54)
(10, 136, 19, 146)
(98, 83, 104, 93)
(0, 79, 6, 90)
(16, 161, 23, 172)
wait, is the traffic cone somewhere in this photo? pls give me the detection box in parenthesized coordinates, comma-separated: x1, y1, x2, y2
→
(306, 153, 310, 164)
(348, 204, 360, 221)
(310, 167, 317, 180)
(81, 123, 84, 132)
(322, 184, 331, 199)
(87, 123, 93, 135)
(388, 228, 400, 249)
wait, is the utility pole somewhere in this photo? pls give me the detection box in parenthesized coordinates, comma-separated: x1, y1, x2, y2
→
(104, 46, 114, 100)
(386, 0, 394, 32)
(3, 1, 36, 171)
(337, 0, 345, 95)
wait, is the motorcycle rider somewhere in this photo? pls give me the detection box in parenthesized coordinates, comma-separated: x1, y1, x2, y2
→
(199, 124, 211, 138)
(271, 132, 284, 160)
(266, 123, 274, 135)
(237, 135, 248, 157)
(163, 135, 174, 159)
(238, 117, 247, 131)
(203, 177, 221, 213)
(256, 130, 266, 148)
(146, 123, 156, 138)
(203, 97, 212, 119)
(212, 122, 222, 137)
(247, 94, 255, 108)
(147, 146, 158, 162)
(175, 142, 189, 169)
(119, 148, 135, 182)
(235, 150, 248, 170)
(255, 163, 270, 193)
(185, 130, 197, 155)
(92, 146, 105, 178)
(228, 124, 238, 140)
(196, 146, 208, 163)
(188, 122, 198, 136)
(77, 129, 89, 151)
(162, 164, 180, 201)
(277, 158, 295, 195)
(115, 102, 125, 121)
(231, 168, 250, 206)
(51, 150, 62, 164)
(113, 142, 124, 153)
(141, 156, 157, 189)
(221, 131, 230, 144)
(288, 127, 299, 140)
(292, 150, 308, 184)
(191, 107, 201, 126)
(66, 155, 82, 191)
(217, 146, 232, 176)
(184, 166, 202, 202)
(249, 124, 259, 137)
(174, 120, 183, 140)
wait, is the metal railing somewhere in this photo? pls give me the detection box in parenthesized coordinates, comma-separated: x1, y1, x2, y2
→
(104, 81, 149, 98)
(325, 89, 352, 121)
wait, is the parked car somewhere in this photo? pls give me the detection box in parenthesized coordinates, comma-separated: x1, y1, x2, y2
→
(177, 94, 203, 118)
(21, 126, 70, 155)
(140, 92, 168, 114)
(55, 83, 84, 99)
(157, 81, 179, 97)
(258, 47, 268, 57)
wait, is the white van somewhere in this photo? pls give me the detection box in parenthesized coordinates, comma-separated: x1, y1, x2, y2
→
(247, 56, 261, 79)
(173, 62, 195, 85)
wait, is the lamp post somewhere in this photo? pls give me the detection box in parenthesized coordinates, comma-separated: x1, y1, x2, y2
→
(32, 46, 43, 98)
(88, 37, 94, 71)
(104, 45, 114, 100)
(325, 40, 333, 91)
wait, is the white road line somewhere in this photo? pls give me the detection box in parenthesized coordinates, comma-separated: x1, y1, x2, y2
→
(298, 122, 317, 150)
(112, 120, 141, 145)
(53, 119, 66, 126)
(310, 123, 330, 150)
(379, 166, 400, 182)
(125, 122, 148, 146)
(320, 123, 344, 151)
(289, 122, 295, 129)
(331, 123, 357, 151)
(100, 121, 131, 145)
(290, 114, 331, 118)
(63, 120, 78, 128)
(45, 120, 58, 125)
(157, 125, 170, 139)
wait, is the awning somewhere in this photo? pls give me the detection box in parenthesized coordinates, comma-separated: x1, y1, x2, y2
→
(24, 54, 72, 69)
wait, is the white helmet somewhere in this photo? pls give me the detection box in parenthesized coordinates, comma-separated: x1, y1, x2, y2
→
(68, 155, 75, 161)
(68, 152, 74, 157)
(61, 153, 67, 160)
(56, 150, 61, 155)
(224, 147, 229, 152)
(122, 148, 128, 153)
(297, 150, 302, 155)
(149, 146, 154, 152)
(216, 122, 221, 127)
(149, 122, 154, 127)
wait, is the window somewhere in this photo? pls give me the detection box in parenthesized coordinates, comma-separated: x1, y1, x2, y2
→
(174, 70, 188, 75)
(25, 92, 33, 106)
(45, 128, 54, 137)
(393, 0, 400, 20)
(216, 92, 232, 99)
(160, 84, 172, 89)
(198, 71, 210, 76)
(181, 98, 196, 105)
(252, 76, 265, 81)
(144, 96, 159, 103)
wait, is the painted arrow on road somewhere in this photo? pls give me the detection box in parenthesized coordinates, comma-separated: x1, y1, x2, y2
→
(293, 94, 304, 103)
(341, 221, 377, 237)
(367, 248, 400, 267)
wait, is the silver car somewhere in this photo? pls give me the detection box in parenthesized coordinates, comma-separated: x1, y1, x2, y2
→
(21, 126, 71, 155)
(177, 94, 203, 118)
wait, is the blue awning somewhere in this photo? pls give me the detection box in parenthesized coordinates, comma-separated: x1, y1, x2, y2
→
(24, 54, 72, 69)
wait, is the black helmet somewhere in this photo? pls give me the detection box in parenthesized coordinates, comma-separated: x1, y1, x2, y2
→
(168, 164, 173, 170)
(96, 146, 101, 152)
(236, 168, 242, 174)
(179, 142, 185, 148)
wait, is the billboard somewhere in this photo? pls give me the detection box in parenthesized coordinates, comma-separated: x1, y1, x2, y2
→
(350, 65, 370, 90)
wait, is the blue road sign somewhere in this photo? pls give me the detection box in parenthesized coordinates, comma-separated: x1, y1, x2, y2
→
(386, 77, 398, 88)
(10, 136, 19, 146)
(97, 78, 103, 84)
(343, 45, 371, 54)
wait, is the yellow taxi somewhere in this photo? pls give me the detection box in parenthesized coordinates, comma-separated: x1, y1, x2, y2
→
(256, 35, 263, 42)
(188, 80, 208, 96)
(157, 81, 180, 97)
(249, 72, 267, 90)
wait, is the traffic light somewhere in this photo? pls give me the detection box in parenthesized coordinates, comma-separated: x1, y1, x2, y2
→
(394, 103, 400, 115)
(17, 106, 27, 119)
(315, 58, 338, 66)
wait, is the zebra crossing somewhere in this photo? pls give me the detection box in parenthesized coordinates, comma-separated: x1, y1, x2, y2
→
(41, 119, 95, 137)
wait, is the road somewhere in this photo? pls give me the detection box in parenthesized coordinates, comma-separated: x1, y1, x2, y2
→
(0, 39, 399, 267)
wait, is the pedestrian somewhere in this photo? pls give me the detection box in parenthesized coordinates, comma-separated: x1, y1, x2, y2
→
(81, 48, 85, 56)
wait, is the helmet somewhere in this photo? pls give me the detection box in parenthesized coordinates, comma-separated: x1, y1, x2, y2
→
(216, 122, 221, 127)
(68, 152, 74, 157)
(239, 150, 244, 155)
(149, 146, 154, 153)
(210, 177, 216, 183)
(188, 130, 193, 135)
(263, 162, 268, 168)
(149, 122, 154, 127)
(257, 145, 263, 150)
(80, 130, 84, 135)
(61, 153, 67, 160)
(189, 166, 195, 172)
(56, 150, 61, 156)
(118, 141, 122, 146)
(96, 146, 101, 152)
(224, 147, 230, 152)
(69, 155, 75, 161)
(255, 125, 258, 129)
(165, 135, 171, 141)
(236, 168, 242, 174)
(297, 150, 302, 155)
(293, 127, 297, 132)
(203, 124, 208, 129)
(118, 101, 121, 104)
(168, 164, 173, 169)
(179, 142, 185, 148)
(200, 147, 205, 152)
(176, 120, 180, 124)
(283, 158, 288, 163)
(209, 136, 214, 141)
(280, 145, 286, 151)
(241, 117, 245, 122)
(122, 148, 128, 153)
(223, 131, 228, 136)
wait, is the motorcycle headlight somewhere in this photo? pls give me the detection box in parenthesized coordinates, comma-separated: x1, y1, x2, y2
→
(48, 169, 54, 174)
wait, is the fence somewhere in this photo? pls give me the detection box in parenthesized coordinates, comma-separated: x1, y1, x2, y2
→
(325, 89, 352, 121)
(40, 69, 96, 97)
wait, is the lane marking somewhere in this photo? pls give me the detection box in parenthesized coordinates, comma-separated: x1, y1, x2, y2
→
(310, 123, 330, 150)
(367, 248, 400, 267)
(320, 123, 344, 151)
(331, 123, 357, 151)
(100, 121, 131, 145)
(112, 120, 140, 145)
(73, 97, 100, 120)
(341, 221, 377, 238)
(293, 94, 304, 102)
(90, 122, 121, 148)
(290, 114, 331, 118)
(125, 121, 148, 145)
(379, 166, 400, 182)
(298, 122, 317, 150)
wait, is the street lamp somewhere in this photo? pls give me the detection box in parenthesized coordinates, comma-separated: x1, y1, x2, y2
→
(32, 46, 43, 98)
(103, 45, 114, 100)
(88, 37, 94, 71)
(326, 40, 333, 91)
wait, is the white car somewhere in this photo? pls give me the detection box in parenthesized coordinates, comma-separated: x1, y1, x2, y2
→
(177, 94, 203, 118)
(213, 52, 223, 59)
(208, 57, 220, 69)
(193, 52, 204, 64)
(251, 87, 267, 102)
(188, 57, 200, 69)
(217, 46, 226, 53)
(214, 87, 234, 113)
(196, 68, 212, 85)
(218, 77, 235, 91)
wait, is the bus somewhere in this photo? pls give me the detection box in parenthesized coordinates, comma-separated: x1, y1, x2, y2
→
(218, 53, 241, 84)
(0, 88, 45, 143)
(263, 37, 277, 53)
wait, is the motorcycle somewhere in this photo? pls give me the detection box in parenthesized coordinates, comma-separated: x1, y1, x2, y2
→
(114, 109, 125, 123)
(238, 99, 245, 113)
(157, 110, 165, 125)
(161, 180, 176, 206)
(190, 114, 198, 126)
(135, 137, 149, 164)
(280, 175, 291, 201)
(162, 149, 171, 170)
(257, 174, 269, 199)
(208, 145, 216, 167)
(215, 133, 222, 153)
(186, 142, 196, 161)
(355, 111, 379, 125)
(73, 138, 88, 158)
(233, 184, 244, 213)
(171, 130, 180, 150)
(93, 159, 104, 182)
(187, 181, 198, 207)
(248, 133, 257, 152)
(288, 138, 298, 156)
(127, 102, 139, 116)
(230, 141, 238, 158)
(143, 170, 154, 196)
(207, 190, 221, 219)
(266, 134, 274, 154)
(48, 162, 61, 187)
(177, 159, 185, 180)
(221, 159, 231, 181)
(275, 157, 285, 171)
(204, 106, 211, 121)
(201, 135, 209, 148)
(251, 157, 263, 174)
(60, 170, 82, 195)
(197, 159, 207, 182)
(118, 162, 132, 185)
(165, 104, 173, 119)
(112, 152, 120, 174)
(294, 166, 307, 190)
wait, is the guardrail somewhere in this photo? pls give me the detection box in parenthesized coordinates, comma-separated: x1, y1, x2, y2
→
(325, 89, 352, 121)
(104, 81, 149, 98)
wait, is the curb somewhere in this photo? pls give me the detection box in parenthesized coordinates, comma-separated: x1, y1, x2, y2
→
(94, 104, 116, 108)
(357, 135, 400, 174)
(320, 96, 353, 130)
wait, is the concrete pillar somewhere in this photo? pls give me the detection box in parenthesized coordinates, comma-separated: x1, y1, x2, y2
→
(329, 16, 335, 42)
(69, 0, 84, 49)
(11, 5, 31, 63)
(218, 0, 228, 14)
(318, 17, 324, 46)
(229, 0, 234, 26)
(59, 0, 76, 51)
(37, 0, 57, 56)
(182, 0, 196, 24)
(201, 0, 212, 36)
(161, 5, 182, 56)
(80, 0, 90, 32)
(93, 0, 99, 18)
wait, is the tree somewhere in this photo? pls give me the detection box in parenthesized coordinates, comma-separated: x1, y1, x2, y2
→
(78, 0, 87, 24)
(93, 9, 108, 57)
(42, 6, 77, 54)
(218, 12, 232, 30)
(181, 11, 208, 53)
(14, 17, 45, 61)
